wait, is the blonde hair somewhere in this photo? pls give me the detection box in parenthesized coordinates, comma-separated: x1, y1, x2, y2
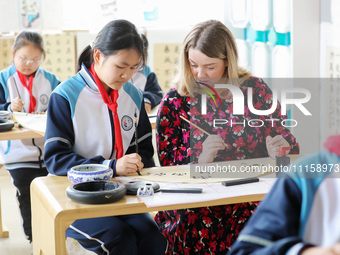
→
(174, 20, 251, 96)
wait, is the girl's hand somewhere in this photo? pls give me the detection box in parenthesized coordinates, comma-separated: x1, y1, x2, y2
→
(10, 97, 24, 112)
(301, 243, 340, 255)
(266, 135, 290, 159)
(198, 135, 226, 164)
(144, 103, 151, 114)
(115, 153, 144, 176)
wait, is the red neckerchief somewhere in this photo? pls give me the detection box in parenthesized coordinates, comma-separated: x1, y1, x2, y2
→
(324, 135, 340, 156)
(17, 71, 36, 113)
(88, 63, 123, 159)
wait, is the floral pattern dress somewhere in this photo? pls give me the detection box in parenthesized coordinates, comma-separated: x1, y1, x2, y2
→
(155, 77, 300, 255)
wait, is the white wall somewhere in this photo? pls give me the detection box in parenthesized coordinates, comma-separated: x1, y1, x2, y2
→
(0, 0, 327, 155)
(0, 0, 63, 32)
(0, 0, 19, 32)
(290, 0, 321, 154)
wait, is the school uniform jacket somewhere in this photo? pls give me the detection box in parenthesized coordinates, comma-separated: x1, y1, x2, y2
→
(0, 64, 60, 169)
(44, 64, 154, 176)
(130, 65, 163, 108)
(229, 135, 340, 255)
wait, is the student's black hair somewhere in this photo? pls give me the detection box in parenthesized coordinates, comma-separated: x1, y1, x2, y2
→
(13, 30, 45, 59)
(141, 33, 149, 62)
(77, 19, 146, 72)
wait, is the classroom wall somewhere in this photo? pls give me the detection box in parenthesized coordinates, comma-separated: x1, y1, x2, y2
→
(0, 0, 63, 32)
(1, 0, 339, 155)
(319, 0, 340, 144)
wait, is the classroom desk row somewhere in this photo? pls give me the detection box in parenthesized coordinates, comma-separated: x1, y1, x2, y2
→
(0, 111, 157, 240)
(0, 124, 44, 239)
(31, 174, 269, 255)
(0, 113, 278, 255)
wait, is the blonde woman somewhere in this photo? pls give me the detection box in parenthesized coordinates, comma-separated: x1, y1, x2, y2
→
(155, 20, 299, 254)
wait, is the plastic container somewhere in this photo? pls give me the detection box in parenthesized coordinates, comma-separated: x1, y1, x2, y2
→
(66, 181, 126, 204)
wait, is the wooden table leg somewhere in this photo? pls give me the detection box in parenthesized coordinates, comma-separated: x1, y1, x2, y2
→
(0, 192, 9, 238)
(31, 181, 70, 255)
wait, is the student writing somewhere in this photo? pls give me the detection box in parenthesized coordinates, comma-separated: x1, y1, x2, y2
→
(44, 19, 166, 255)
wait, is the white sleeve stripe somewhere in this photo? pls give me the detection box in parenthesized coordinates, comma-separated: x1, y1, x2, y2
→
(129, 132, 152, 147)
(287, 243, 307, 255)
(44, 137, 72, 148)
(69, 225, 109, 254)
(102, 160, 111, 167)
(237, 235, 273, 247)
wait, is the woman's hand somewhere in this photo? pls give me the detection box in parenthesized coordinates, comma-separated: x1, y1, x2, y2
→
(301, 244, 340, 255)
(266, 135, 290, 159)
(198, 135, 226, 164)
(10, 97, 24, 112)
(115, 153, 144, 176)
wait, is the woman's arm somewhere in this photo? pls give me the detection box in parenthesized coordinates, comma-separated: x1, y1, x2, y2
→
(156, 89, 190, 166)
(251, 78, 300, 155)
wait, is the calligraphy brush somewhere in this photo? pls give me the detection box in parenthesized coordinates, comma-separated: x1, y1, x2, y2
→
(179, 115, 228, 147)
(134, 111, 142, 176)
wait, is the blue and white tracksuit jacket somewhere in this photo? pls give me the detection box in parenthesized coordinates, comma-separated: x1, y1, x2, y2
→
(0, 64, 60, 170)
(130, 65, 163, 109)
(229, 135, 340, 255)
(44, 64, 154, 176)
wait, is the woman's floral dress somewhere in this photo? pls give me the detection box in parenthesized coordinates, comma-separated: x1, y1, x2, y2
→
(155, 77, 299, 254)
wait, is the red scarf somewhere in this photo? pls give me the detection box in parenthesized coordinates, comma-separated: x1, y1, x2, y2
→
(17, 71, 36, 113)
(89, 63, 123, 159)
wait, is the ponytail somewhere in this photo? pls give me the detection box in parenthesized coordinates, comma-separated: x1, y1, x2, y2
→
(77, 45, 93, 71)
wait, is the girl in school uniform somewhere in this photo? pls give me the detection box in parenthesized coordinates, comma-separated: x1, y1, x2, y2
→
(0, 30, 60, 242)
(44, 19, 166, 254)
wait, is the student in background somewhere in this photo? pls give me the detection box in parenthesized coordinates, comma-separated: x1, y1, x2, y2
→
(229, 134, 340, 255)
(44, 19, 166, 254)
(130, 34, 163, 114)
(155, 20, 299, 254)
(0, 30, 60, 242)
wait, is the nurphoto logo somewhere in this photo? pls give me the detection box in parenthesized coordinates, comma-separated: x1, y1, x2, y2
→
(198, 82, 312, 128)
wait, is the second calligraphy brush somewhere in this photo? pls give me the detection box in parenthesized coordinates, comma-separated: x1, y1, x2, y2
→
(179, 115, 228, 147)
(134, 111, 142, 176)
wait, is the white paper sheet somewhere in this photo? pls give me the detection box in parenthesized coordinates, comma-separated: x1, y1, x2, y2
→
(117, 176, 276, 208)
(13, 112, 47, 134)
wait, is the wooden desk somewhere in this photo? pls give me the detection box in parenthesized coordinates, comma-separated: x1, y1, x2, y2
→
(31, 175, 267, 255)
(0, 124, 43, 141)
(0, 124, 43, 239)
(0, 194, 9, 238)
(149, 116, 156, 129)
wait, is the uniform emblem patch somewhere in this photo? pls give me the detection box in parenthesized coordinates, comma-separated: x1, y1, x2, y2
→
(40, 94, 48, 105)
(121, 115, 133, 131)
